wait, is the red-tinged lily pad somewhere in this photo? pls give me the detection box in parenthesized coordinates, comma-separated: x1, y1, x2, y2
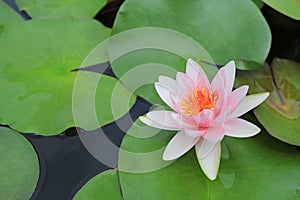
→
(0, 127, 39, 200)
(236, 58, 300, 145)
(0, 19, 135, 135)
(116, 118, 300, 199)
(16, 0, 107, 19)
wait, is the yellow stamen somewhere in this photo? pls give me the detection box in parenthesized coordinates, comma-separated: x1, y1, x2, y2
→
(180, 87, 217, 116)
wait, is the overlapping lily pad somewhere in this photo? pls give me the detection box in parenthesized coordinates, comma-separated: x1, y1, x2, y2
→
(116, 118, 300, 199)
(108, 0, 271, 105)
(262, 0, 300, 20)
(0, 19, 135, 135)
(0, 127, 39, 200)
(73, 170, 122, 200)
(236, 58, 300, 145)
(16, 0, 106, 19)
(0, 1, 24, 25)
(252, 0, 264, 8)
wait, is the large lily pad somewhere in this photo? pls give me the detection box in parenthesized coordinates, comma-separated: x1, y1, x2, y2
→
(262, 0, 300, 20)
(117, 118, 300, 199)
(16, 0, 107, 19)
(236, 58, 300, 146)
(111, 0, 271, 67)
(0, 127, 39, 200)
(0, 1, 24, 25)
(0, 19, 135, 135)
(73, 170, 122, 200)
(109, 28, 218, 105)
(108, 0, 271, 104)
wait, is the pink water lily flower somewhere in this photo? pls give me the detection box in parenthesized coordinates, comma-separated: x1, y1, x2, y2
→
(140, 58, 269, 180)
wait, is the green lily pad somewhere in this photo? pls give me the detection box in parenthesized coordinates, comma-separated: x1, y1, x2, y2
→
(108, 0, 271, 104)
(16, 0, 107, 19)
(111, 0, 271, 67)
(73, 170, 122, 200)
(109, 32, 218, 105)
(0, 1, 24, 25)
(0, 19, 135, 135)
(0, 127, 39, 200)
(262, 0, 300, 20)
(117, 118, 300, 199)
(252, 0, 264, 8)
(236, 58, 300, 146)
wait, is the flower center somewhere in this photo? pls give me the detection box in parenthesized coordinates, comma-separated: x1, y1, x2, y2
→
(180, 87, 217, 116)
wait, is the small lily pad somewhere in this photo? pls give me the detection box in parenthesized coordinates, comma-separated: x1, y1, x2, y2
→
(236, 58, 300, 146)
(16, 0, 107, 19)
(262, 0, 300, 20)
(0, 19, 135, 135)
(117, 118, 300, 199)
(0, 127, 39, 200)
(73, 170, 122, 200)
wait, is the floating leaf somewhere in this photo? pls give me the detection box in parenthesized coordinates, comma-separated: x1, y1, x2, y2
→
(0, 1, 24, 25)
(262, 0, 300, 20)
(111, 0, 271, 66)
(15, 0, 107, 19)
(0, 19, 135, 135)
(236, 58, 300, 145)
(0, 127, 39, 200)
(73, 170, 122, 200)
(108, 0, 271, 104)
(109, 29, 218, 105)
(252, 0, 264, 8)
(117, 118, 300, 199)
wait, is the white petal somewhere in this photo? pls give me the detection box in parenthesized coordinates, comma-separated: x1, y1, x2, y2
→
(205, 110, 227, 143)
(185, 129, 207, 137)
(154, 83, 178, 110)
(227, 85, 249, 114)
(193, 109, 214, 127)
(163, 130, 199, 161)
(196, 136, 220, 159)
(144, 111, 180, 130)
(196, 141, 221, 180)
(223, 61, 236, 94)
(225, 118, 261, 138)
(211, 70, 226, 116)
(170, 113, 198, 129)
(158, 76, 178, 92)
(211, 61, 235, 98)
(186, 58, 210, 89)
(139, 116, 178, 131)
(230, 92, 270, 118)
(176, 72, 195, 97)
